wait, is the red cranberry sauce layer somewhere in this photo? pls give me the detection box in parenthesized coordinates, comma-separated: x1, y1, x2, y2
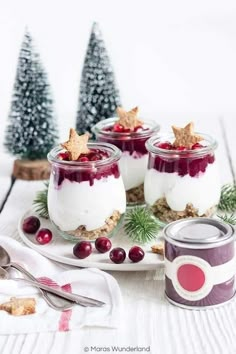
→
(100, 124, 151, 156)
(148, 142, 215, 177)
(54, 149, 120, 187)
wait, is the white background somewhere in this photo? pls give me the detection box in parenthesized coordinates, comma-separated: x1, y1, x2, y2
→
(0, 0, 236, 148)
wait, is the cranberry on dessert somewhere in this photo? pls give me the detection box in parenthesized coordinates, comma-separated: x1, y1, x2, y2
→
(92, 106, 160, 206)
(22, 216, 40, 234)
(144, 122, 221, 223)
(47, 129, 126, 242)
(95, 237, 112, 253)
(109, 247, 126, 264)
(128, 246, 145, 263)
(36, 228, 52, 245)
(73, 241, 92, 259)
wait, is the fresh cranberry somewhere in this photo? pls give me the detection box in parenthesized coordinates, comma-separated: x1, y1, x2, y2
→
(157, 142, 172, 150)
(109, 247, 126, 264)
(128, 246, 145, 263)
(95, 237, 112, 253)
(22, 216, 40, 234)
(58, 152, 70, 160)
(36, 228, 53, 245)
(192, 143, 204, 150)
(207, 154, 215, 164)
(73, 241, 92, 259)
(78, 156, 89, 162)
(113, 123, 124, 132)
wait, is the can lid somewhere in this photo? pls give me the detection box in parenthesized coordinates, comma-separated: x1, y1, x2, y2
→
(164, 218, 234, 247)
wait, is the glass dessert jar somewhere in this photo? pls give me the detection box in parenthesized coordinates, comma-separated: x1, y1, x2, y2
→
(144, 134, 221, 222)
(47, 142, 126, 241)
(92, 117, 160, 206)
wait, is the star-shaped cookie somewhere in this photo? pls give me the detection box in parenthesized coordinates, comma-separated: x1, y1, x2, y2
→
(172, 122, 203, 149)
(61, 129, 90, 160)
(116, 106, 143, 130)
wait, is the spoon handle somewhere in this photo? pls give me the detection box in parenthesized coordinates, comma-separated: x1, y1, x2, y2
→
(10, 262, 104, 307)
(9, 262, 74, 311)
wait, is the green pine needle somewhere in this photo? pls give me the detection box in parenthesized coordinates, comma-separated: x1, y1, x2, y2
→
(33, 181, 49, 218)
(217, 213, 236, 225)
(218, 184, 236, 212)
(124, 207, 165, 244)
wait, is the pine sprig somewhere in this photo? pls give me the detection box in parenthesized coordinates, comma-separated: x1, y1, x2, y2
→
(217, 213, 236, 225)
(33, 181, 49, 218)
(124, 207, 165, 244)
(218, 184, 236, 212)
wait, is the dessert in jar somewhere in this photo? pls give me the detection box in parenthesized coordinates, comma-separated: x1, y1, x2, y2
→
(92, 106, 160, 206)
(144, 122, 221, 222)
(47, 129, 126, 241)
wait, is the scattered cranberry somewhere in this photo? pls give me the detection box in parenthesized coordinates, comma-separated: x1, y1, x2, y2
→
(109, 247, 126, 264)
(129, 246, 145, 263)
(73, 241, 92, 259)
(95, 237, 112, 253)
(36, 228, 53, 245)
(22, 216, 40, 234)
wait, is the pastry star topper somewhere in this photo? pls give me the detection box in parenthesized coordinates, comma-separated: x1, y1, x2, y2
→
(61, 128, 90, 160)
(116, 106, 143, 130)
(172, 122, 203, 149)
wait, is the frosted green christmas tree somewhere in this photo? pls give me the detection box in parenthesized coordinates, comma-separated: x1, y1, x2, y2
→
(76, 22, 121, 133)
(5, 30, 58, 160)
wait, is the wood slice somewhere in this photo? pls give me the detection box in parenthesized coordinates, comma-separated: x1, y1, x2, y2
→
(13, 159, 50, 181)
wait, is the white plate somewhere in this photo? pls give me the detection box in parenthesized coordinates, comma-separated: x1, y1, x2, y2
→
(18, 210, 164, 271)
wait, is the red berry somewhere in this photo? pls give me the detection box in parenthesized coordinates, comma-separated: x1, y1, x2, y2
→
(176, 146, 186, 151)
(78, 156, 89, 162)
(128, 246, 145, 263)
(113, 123, 124, 132)
(90, 154, 101, 161)
(36, 228, 52, 245)
(95, 237, 112, 253)
(134, 125, 143, 132)
(73, 241, 92, 259)
(157, 142, 172, 150)
(192, 143, 204, 150)
(58, 152, 70, 160)
(109, 247, 126, 264)
(22, 216, 40, 234)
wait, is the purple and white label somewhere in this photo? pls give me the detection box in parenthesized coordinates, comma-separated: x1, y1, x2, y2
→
(165, 255, 236, 301)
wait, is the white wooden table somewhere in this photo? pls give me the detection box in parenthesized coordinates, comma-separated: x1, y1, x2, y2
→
(0, 116, 236, 354)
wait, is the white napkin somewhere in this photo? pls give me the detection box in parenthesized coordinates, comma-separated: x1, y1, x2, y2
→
(0, 236, 123, 334)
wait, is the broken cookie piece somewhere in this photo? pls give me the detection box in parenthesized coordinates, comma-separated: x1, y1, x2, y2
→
(0, 297, 36, 316)
(151, 243, 164, 256)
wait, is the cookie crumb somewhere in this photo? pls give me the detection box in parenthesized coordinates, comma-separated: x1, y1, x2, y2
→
(0, 297, 36, 316)
(151, 243, 164, 255)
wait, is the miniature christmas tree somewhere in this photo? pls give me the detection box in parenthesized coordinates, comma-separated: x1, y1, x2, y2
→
(76, 22, 121, 133)
(5, 30, 58, 161)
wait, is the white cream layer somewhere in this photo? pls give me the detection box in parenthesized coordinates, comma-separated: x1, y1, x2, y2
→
(119, 151, 148, 190)
(144, 162, 221, 215)
(48, 175, 126, 231)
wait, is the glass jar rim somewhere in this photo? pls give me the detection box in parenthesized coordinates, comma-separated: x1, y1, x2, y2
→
(92, 117, 160, 139)
(47, 142, 122, 167)
(146, 133, 218, 157)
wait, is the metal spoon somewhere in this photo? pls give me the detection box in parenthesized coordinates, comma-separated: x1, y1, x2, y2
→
(0, 265, 75, 311)
(0, 246, 104, 308)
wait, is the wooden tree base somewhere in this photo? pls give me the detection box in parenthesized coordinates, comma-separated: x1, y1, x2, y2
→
(13, 159, 51, 180)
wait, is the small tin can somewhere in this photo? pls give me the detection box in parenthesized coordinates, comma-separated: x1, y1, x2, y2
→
(164, 218, 235, 309)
